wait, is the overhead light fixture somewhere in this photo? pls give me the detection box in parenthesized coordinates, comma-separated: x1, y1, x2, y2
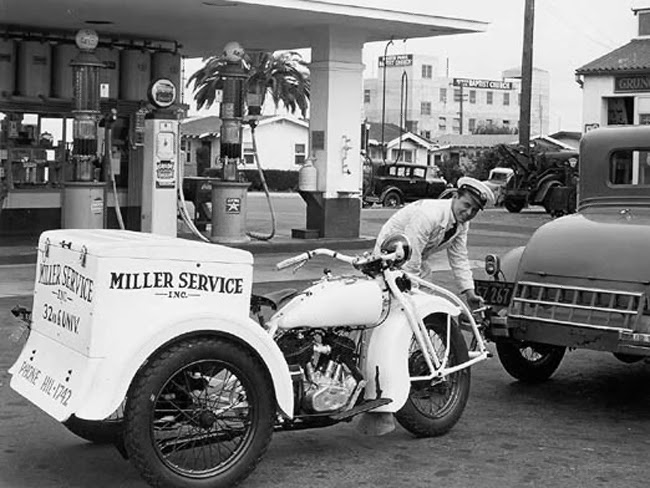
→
(85, 20, 114, 25)
(202, 1, 238, 7)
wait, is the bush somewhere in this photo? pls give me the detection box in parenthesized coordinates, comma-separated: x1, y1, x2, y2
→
(202, 167, 299, 192)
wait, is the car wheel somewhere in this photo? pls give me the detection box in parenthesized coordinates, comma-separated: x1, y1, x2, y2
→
(496, 342, 565, 383)
(382, 191, 402, 208)
(504, 198, 525, 213)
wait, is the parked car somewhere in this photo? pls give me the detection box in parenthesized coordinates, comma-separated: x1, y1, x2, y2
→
(475, 125, 650, 383)
(482, 167, 514, 206)
(363, 162, 448, 207)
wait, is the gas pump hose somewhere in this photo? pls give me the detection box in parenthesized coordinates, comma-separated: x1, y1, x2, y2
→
(246, 120, 276, 241)
(177, 179, 211, 243)
(108, 160, 126, 230)
(176, 120, 277, 243)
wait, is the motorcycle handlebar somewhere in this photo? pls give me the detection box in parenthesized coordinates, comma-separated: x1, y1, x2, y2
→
(275, 249, 358, 270)
(276, 248, 402, 271)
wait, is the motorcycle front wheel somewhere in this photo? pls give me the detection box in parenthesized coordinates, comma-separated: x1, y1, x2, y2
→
(123, 337, 276, 488)
(395, 315, 471, 438)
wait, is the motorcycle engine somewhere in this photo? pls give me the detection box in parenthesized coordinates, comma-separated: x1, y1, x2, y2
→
(277, 331, 360, 414)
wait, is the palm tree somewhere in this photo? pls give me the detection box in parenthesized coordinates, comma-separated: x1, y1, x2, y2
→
(187, 50, 310, 117)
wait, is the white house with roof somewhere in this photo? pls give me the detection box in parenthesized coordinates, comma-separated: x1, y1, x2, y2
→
(365, 122, 439, 165)
(180, 114, 309, 176)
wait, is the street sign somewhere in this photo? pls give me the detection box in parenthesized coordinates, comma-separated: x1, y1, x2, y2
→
(453, 78, 513, 90)
(378, 54, 413, 68)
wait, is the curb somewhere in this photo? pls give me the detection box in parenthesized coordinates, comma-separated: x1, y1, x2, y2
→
(0, 236, 377, 266)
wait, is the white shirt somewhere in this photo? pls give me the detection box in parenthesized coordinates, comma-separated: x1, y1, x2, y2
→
(374, 199, 474, 292)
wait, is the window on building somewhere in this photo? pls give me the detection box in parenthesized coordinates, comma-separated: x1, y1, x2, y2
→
(503, 92, 510, 106)
(454, 89, 461, 102)
(364, 89, 371, 104)
(438, 117, 447, 131)
(422, 64, 433, 79)
(421, 130, 431, 139)
(180, 139, 191, 163)
(294, 143, 306, 165)
(503, 120, 510, 128)
(439, 88, 447, 103)
(420, 101, 432, 115)
(452, 118, 461, 134)
(468, 118, 476, 133)
(243, 144, 255, 165)
(391, 148, 413, 163)
(487, 91, 493, 105)
(469, 90, 476, 104)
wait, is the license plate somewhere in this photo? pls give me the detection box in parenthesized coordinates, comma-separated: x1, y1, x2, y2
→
(475, 280, 515, 306)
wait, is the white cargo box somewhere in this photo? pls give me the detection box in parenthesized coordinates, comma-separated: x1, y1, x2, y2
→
(10, 229, 254, 420)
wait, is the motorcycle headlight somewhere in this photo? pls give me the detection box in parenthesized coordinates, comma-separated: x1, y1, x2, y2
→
(379, 234, 412, 268)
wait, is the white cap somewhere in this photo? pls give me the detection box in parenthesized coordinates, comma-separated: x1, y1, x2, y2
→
(457, 176, 495, 209)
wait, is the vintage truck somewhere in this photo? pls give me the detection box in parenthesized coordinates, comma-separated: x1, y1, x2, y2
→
(476, 125, 650, 382)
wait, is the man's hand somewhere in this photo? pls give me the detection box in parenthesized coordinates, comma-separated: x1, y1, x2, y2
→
(462, 289, 485, 311)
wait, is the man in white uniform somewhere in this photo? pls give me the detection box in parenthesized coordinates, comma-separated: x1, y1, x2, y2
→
(374, 176, 494, 309)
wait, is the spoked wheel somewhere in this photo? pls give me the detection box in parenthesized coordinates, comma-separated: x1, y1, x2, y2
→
(124, 338, 276, 488)
(395, 315, 471, 438)
(496, 342, 565, 383)
(63, 402, 124, 444)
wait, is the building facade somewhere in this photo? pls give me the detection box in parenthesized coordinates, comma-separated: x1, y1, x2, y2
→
(576, 7, 650, 132)
(363, 53, 550, 139)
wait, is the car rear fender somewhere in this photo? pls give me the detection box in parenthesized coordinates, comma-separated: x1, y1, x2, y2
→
(379, 186, 404, 201)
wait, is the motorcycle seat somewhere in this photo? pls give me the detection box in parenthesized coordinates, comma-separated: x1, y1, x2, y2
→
(251, 288, 298, 311)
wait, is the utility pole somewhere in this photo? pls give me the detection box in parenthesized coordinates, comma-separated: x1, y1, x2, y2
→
(519, 0, 535, 149)
(459, 84, 464, 134)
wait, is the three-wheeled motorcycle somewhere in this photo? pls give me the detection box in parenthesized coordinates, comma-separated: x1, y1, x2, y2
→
(9, 229, 489, 488)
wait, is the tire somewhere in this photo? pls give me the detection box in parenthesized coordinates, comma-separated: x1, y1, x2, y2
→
(64, 405, 124, 444)
(395, 316, 471, 438)
(612, 353, 644, 364)
(124, 337, 276, 488)
(382, 191, 402, 208)
(496, 342, 565, 383)
(504, 198, 525, 213)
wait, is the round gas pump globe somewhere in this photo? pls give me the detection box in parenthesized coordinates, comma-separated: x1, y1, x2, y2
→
(148, 78, 177, 108)
(222, 41, 245, 62)
(75, 29, 99, 51)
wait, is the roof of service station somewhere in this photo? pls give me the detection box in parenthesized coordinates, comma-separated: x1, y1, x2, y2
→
(2, 0, 488, 57)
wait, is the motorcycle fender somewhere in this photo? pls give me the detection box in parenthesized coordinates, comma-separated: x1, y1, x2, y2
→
(362, 293, 460, 412)
(73, 313, 294, 421)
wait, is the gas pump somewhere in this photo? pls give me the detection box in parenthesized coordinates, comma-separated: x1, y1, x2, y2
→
(141, 78, 179, 236)
(209, 42, 251, 244)
(62, 29, 106, 229)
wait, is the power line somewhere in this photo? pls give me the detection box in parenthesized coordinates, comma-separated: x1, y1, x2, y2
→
(540, 0, 620, 52)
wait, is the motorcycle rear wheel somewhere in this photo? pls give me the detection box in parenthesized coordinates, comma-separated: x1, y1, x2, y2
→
(123, 337, 276, 488)
(395, 315, 471, 438)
